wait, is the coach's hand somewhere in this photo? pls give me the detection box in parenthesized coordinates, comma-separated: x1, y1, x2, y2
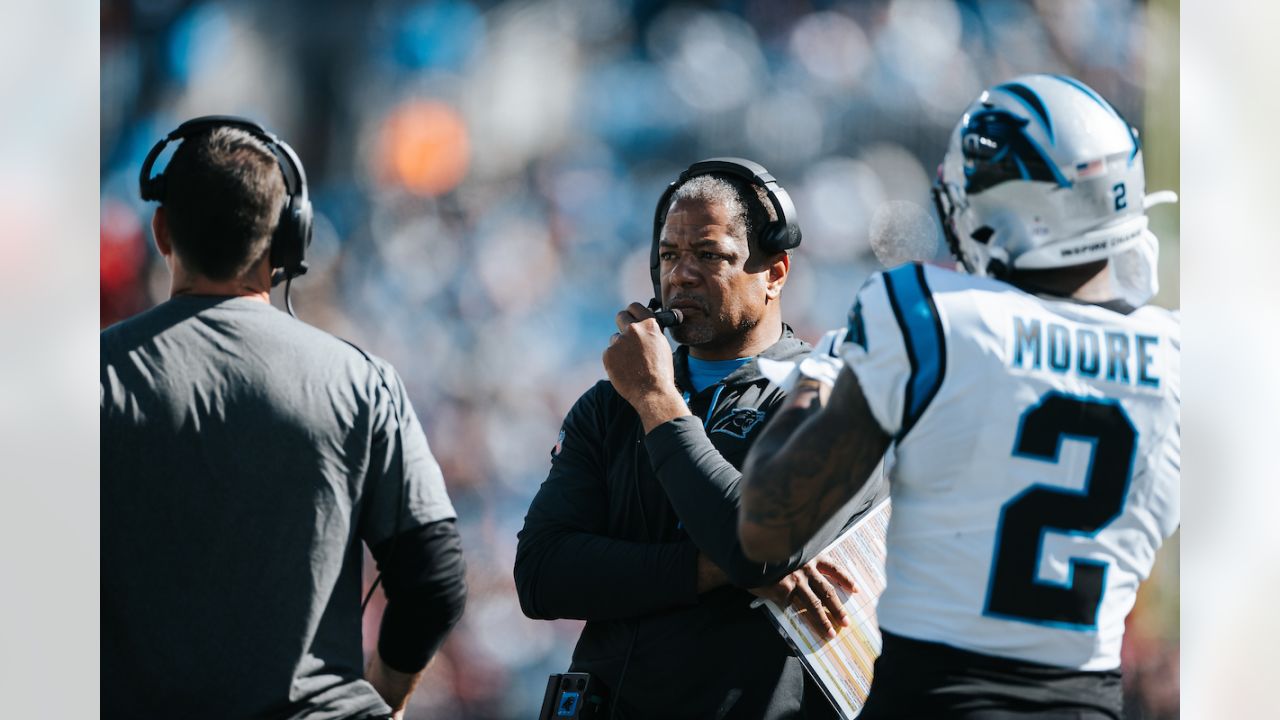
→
(603, 302, 692, 433)
(750, 557, 856, 640)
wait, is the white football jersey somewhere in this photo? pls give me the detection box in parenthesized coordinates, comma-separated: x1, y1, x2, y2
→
(841, 262, 1179, 671)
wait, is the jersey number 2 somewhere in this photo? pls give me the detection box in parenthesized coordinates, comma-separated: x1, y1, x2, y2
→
(985, 392, 1136, 629)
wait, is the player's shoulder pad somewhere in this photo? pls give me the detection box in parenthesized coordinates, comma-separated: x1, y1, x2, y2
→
(844, 269, 890, 352)
(844, 262, 945, 350)
(842, 263, 948, 440)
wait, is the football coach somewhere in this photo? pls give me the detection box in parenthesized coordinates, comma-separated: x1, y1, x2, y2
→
(514, 159, 884, 719)
(101, 117, 466, 720)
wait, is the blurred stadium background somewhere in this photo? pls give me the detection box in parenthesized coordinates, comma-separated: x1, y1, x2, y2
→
(100, 0, 1179, 717)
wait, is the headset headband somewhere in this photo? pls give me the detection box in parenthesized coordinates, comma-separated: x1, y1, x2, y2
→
(139, 115, 307, 203)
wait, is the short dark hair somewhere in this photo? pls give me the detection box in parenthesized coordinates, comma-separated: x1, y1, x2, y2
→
(162, 127, 287, 280)
(668, 173, 781, 254)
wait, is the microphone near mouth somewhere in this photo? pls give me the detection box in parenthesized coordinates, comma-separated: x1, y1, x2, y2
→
(647, 298, 685, 328)
(654, 308, 684, 329)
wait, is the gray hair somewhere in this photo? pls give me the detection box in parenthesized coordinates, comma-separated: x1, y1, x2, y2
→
(667, 173, 780, 253)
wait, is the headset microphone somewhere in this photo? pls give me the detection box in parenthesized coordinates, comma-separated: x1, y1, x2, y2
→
(645, 298, 683, 328)
(654, 308, 683, 329)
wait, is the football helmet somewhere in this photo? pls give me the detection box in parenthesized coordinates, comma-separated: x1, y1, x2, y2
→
(932, 74, 1176, 288)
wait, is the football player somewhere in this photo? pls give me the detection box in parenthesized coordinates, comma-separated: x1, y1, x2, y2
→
(736, 74, 1180, 720)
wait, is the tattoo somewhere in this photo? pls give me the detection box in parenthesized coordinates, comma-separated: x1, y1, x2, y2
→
(741, 368, 891, 554)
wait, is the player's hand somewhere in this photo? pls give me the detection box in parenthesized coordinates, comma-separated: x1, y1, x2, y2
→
(750, 557, 856, 639)
(603, 302, 690, 431)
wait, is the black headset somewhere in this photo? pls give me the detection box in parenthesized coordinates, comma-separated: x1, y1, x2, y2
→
(139, 115, 313, 285)
(649, 157, 802, 303)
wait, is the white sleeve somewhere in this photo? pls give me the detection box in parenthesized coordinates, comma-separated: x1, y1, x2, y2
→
(1154, 309, 1181, 537)
(840, 264, 946, 440)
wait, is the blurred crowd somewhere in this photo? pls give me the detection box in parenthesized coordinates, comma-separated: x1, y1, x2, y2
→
(99, 0, 1180, 717)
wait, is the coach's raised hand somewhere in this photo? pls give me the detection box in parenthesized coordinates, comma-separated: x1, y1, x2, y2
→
(602, 301, 692, 433)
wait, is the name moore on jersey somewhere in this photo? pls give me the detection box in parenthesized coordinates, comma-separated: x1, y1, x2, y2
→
(839, 262, 1179, 671)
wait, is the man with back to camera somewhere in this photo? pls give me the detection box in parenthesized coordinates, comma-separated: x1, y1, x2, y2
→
(737, 74, 1180, 719)
(101, 117, 467, 720)
(514, 158, 887, 718)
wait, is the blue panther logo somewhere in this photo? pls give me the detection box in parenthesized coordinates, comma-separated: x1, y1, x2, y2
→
(961, 108, 1070, 194)
(710, 408, 767, 439)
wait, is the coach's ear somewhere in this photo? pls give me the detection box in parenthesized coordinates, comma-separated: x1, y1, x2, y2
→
(764, 251, 789, 301)
(151, 207, 173, 258)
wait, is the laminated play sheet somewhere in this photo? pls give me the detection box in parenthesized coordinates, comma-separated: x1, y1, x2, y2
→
(758, 497, 891, 719)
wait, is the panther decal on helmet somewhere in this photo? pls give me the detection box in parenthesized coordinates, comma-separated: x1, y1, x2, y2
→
(932, 73, 1177, 296)
(961, 108, 1069, 195)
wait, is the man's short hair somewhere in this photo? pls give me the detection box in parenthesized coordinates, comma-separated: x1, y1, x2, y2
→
(162, 127, 287, 280)
(668, 173, 784, 255)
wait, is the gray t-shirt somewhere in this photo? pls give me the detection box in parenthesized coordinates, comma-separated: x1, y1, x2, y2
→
(101, 295, 455, 720)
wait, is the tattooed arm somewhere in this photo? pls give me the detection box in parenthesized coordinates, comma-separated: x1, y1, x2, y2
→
(738, 366, 892, 563)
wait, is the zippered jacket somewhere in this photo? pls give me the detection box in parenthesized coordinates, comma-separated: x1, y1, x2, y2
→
(515, 325, 885, 719)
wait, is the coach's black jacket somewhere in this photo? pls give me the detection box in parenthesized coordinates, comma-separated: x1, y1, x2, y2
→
(515, 326, 882, 719)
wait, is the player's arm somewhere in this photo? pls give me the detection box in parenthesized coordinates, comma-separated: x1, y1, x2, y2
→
(645, 420, 864, 637)
(644, 405, 881, 588)
(739, 366, 891, 563)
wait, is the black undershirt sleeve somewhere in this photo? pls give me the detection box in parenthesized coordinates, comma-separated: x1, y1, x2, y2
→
(369, 518, 467, 673)
(645, 415, 885, 588)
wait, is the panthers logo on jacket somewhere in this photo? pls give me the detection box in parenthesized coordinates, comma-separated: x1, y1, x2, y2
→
(708, 407, 767, 439)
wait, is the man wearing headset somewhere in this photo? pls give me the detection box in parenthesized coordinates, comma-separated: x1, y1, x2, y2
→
(514, 160, 885, 718)
(101, 120, 466, 720)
